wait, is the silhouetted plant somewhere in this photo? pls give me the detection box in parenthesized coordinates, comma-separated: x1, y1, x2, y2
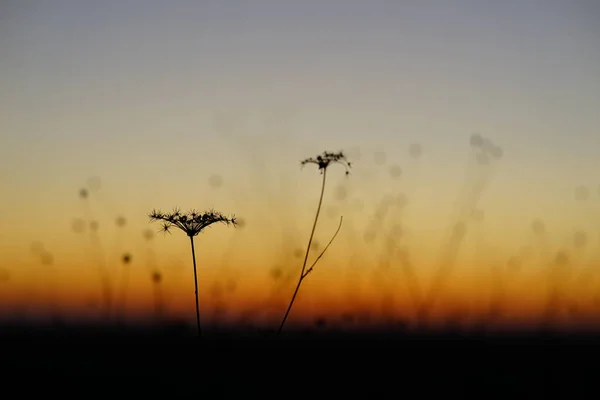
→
(415, 135, 504, 328)
(277, 151, 351, 336)
(77, 185, 113, 320)
(151, 270, 165, 322)
(117, 252, 132, 323)
(141, 229, 166, 324)
(149, 208, 237, 337)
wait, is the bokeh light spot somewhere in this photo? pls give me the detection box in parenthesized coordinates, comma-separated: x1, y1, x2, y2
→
(389, 165, 402, 179)
(470, 134, 484, 147)
(531, 219, 546, 236)
(115, 216, 127, 227)
(209, 174, 223, 189)
(409, 143, 422, 159)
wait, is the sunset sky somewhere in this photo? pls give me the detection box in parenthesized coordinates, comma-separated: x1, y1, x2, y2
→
(1, 1, 599, 331)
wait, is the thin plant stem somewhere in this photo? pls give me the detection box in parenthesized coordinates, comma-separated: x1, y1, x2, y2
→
(303, 216, 343, 279)
(154, 280, 163, 321)
(190, 235, 202, 337)
(116, 257, 132, 324)
(149, 208, 237, 336)
(277, 168, 327, 336)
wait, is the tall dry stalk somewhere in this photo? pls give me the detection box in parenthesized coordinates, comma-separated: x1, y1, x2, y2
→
(277, 151, 351, 336)
(149, 208, 237, 337)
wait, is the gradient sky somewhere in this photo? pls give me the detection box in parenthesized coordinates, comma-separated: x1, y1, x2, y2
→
(1, 0, 599, 329)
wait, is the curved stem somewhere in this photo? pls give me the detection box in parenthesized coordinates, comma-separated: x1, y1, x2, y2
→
(277, 169, 327, 336)
(189, 236, 202, 337)
(303, 216, 343, 279)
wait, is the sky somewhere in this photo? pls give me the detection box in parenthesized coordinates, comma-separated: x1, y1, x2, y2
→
(1, 0, 599, 331)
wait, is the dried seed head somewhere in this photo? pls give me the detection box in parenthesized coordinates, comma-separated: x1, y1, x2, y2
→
(300, 150, 352, 175)
(149, 208, 238, 237)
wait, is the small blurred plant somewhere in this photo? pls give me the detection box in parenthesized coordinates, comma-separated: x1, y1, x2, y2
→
(277, 151, 351, 336)
(149, 208, 237, 337)
(116, 252, 133, 322)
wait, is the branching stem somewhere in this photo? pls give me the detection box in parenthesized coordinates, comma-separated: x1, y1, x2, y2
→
(302, 216, 343, 279)
(277, 169, 331, 336)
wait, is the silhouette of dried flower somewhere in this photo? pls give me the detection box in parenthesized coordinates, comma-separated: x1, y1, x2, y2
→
(278, 150, 351, 336)
(148, 207, 238, 337)
(149, 208, 237, 237)
(300, 151, 351, 175)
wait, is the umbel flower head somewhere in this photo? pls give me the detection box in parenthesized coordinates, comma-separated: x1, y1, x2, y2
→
(301, 151, 351, 175)
(149, 208, 237, 237)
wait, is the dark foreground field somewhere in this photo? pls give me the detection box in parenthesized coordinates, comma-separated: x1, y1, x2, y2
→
(1, 321, 599, 398)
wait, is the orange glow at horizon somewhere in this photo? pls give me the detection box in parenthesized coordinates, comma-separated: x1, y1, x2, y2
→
(3, 230, 600, 332)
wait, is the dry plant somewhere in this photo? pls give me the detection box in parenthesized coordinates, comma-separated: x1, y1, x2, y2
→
(417, 134, 503, 328)
(149, 208, 237, 337)
(277, 151, 351, 336)
(77, 187, 113, 320)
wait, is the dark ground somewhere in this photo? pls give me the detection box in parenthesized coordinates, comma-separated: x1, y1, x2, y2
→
(1, 321, 599, 399)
